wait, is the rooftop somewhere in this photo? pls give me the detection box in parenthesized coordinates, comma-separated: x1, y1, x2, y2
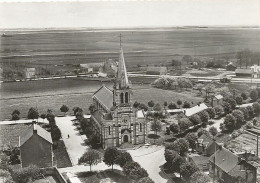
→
(184, 103, 208, 117)
(93, 85, 113, 111)
(235, 69, 253, 74)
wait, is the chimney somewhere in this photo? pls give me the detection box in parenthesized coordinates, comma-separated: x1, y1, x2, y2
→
(33, 124, 37, 134)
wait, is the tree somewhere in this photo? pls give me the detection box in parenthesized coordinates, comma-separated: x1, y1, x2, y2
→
(60, 105, 69, 116)
(223, 102, 232, 114)
(239, 107, 249, 119)
(153, 103, 161, 112)
(103, 147, 119, 170)
(123, 161, 148, 180)
(250, 89, 259, 101)
(0, 169, 14, 183)
(197, 128, 210, 137)
(190, 171, 211, 183)
(11, 114, 19, 121)
(182, 55, 193, 64)
(164, 101, 168, 109)
(226, 98, 237, 110)
(168, 102, 177, 109)
(88, 133, 100, 149)
(241, 92, 248, 100)
(133, 101, 140, 109)
(247, 106, 254, 118)
(115, 151, 133, 167)
(40, 113, 46, 122)
(205, 84, 215, 100)
(138, 177, 155, 183)
(50, 125, 61, 141)
(11, 165, 43, 183)
(78, 149, 101, 171)
(224, 114, 236, 131)
(168, 138, 189, 156)
(46, 110, 56, 126)
(148, 100, 155, 109)
(206, 107, 215, 119)
(183, 101, 191, 108)
(198, 111, 209, 124)
(185, 133, 198, 151)
(232, 110, 244, 127)
(189, 114, 201, 125)
(253, 102, 260, 115)
(12, 110, 20, 116)
(177, 99, 182, 108)
(27, 107, 39, 119)
(209, 127, 218, 137)
(164, 149, 185, 172)
(180, 162, 198, 181)
(88, 104, 95, 113)
(170, 123, 180, 135)
(150, 120, 162, 135)
(179, 118, 193, 131)
(196, 83, 204, 95)
(214, 105, 224, 116)
(236, 96, 243, 105)
(139, 103, 148, 111)
(72, 107, 82, 116)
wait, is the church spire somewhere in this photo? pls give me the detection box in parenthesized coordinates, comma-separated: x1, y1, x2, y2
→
(117, 34, 129, 89)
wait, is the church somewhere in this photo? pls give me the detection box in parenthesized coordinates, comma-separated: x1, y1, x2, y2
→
(90, 44, 147, 149)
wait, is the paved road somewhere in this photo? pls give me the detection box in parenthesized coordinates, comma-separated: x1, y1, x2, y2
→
(128, 146, 170, 183)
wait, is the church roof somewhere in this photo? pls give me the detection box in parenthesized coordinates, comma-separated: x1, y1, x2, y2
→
(117, 48, 130, 89)
(19, 124, 53, 147)
(93, 85, 113, 111)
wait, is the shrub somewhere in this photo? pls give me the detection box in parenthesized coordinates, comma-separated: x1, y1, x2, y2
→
(60, 105, 69, 115)
(189, 114, 201, 125)
(250, 89, 259, 101)
(179, 118, 193, 131)
(183, 101, 191, 108)
(169, 123, 180, 134)
(168, 102, 177, 109)
(27, 107, 39, 119)
(11, 165, 43, 183)
(11, 114, 20, 121)
(209, 127, 218, 137)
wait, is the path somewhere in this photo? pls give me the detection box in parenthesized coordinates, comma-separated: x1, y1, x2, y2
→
(0, 118, 47, 125)
(128, 145, 170, 183)
(55, 116, 88, 166)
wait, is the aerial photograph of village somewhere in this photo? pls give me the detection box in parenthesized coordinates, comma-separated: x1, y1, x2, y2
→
(0, 0, 260, 183)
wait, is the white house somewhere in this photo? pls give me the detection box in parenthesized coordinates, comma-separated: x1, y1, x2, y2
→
(250, 65, 260, 78)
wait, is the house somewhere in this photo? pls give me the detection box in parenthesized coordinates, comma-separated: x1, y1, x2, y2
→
(209, 147, 257, 183)
(212, 94, 223, 107)
(90, 45, 147, 149)
(250, 65, 260, 78)
(184, 103, 208, 117)
(104, 59, 118, 77)
(188, 154, 210, 171)
(146, 66, 167, 75)
(235, 69, 253, 78)
(25, 68, 36, 79)
(80, 63, 104, 73)
(19, 124, 53, 168)
(196, 134, 219, 156)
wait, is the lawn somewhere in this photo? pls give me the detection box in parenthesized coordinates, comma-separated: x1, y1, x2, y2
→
(77, 170, 131, 183)
(53, 140, 73, 168)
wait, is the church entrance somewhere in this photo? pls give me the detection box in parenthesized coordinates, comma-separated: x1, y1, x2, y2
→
(123, 135, 129, 142)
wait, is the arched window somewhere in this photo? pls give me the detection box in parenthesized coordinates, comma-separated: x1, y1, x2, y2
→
(120, 93, 124, 104)
(108, 126, 111, 135)
(125, 92, 129, 103)
(140, 123, 142, 132)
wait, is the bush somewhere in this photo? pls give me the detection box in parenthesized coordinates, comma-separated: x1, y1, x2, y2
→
(168, 102, 177, 109)
(183, 101, 191, 108)
(179, 118, 193, 131)
(189, 114, 201, 125)
(12, 110, 20, 116)
(11, 114, 20, 121)
(250, 89, 259, 101)
(11, 165, 43, 183)
(169, 123, 180, 134)
(27, 107, 39, 119)
(60, 105, 69, 115)
(50, 125, 61, 141)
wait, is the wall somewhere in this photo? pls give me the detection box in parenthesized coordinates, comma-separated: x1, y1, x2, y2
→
(44, 167, 67, 183)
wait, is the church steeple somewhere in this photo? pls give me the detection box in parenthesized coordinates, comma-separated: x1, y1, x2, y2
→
(117, 35, 129, 89)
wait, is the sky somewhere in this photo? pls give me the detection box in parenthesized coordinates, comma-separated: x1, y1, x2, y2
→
(0, 0, 259, 29)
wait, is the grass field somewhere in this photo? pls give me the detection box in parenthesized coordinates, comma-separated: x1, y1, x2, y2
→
(0, 79, 203, 120)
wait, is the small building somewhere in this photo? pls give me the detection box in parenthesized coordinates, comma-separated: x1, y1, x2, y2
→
(188, 154, 210, 171)
(184, 103, 208, 117)
(235, 69, 253, 78)
(146, 66, 167, 75)
(209, 147, 257, 183)
(212, 94, 223, 107)
(19, 124, 53, 168)
(250, 65, 260, 78)
(196, 134, 219, 156)
(80, 63, 104, 73)
(25, 68, 36, 79)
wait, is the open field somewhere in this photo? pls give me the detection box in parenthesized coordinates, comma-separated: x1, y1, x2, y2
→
(2, 28, 260, 68)
(0, 78, 203, 120)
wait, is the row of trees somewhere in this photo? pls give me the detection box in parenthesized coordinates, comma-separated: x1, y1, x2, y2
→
(11, 104, 70, 121)
(153, 76, 193, 91)
(78, 147, 154, 183)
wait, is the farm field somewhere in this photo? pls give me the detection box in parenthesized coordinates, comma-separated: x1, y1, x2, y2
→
(0, 78, 203, 120)
(2, 28, 260, 68)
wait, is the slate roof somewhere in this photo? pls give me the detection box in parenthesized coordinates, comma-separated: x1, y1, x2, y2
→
(20, 124, 52, 146)
(184, 103, 208, 117)
(214, 94, 223, 100)
(209, 147, 239, 173)
(198, 134, 212, 145)
(93, 85, 113, 111)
